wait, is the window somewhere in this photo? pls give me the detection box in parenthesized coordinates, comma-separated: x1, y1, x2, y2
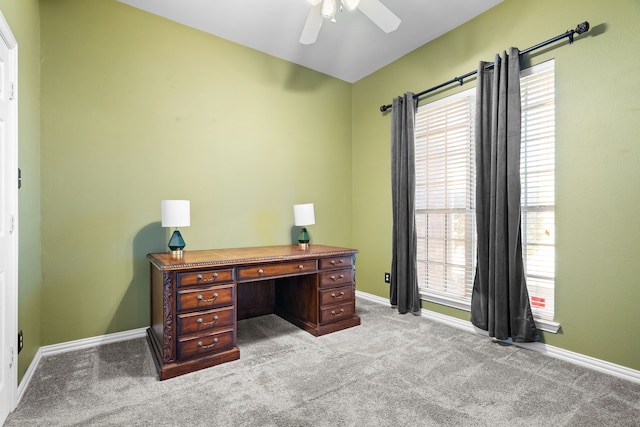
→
(414, 90, 476, 310)
(520, 62, 556, 322)
(415, 60, 557, 329)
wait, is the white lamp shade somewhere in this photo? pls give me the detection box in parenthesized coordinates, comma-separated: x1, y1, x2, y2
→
(161, 200, 191, 228)
(293, 203, 315, 226)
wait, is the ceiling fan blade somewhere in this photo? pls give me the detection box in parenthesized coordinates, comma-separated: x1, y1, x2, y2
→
(357, 0, 401, 33)
(300, 4, 324, 45)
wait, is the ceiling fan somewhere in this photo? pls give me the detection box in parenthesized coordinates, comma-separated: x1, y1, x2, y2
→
(300, 0, 401, 45)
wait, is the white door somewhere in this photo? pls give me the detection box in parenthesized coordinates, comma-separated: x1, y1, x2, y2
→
(0, 11, 18, 425)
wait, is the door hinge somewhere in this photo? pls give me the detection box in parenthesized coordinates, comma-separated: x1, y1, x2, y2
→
(10, 215, 15, 233)
(9, 346, 14, 369)
(10, 82, 16, 100)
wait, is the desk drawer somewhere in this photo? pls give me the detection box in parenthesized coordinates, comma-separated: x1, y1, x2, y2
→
(237, 260, 316, 281)
(319, 285, 354, 307)
(177, 329, 234, 359)
(319, 302, 354, 325)
(319, 256, 353, 270)
(178, 269, 233, 287)
(318, 269, 354, 288)
(177, 284, 234, 312)
(177, 306, 234, 336)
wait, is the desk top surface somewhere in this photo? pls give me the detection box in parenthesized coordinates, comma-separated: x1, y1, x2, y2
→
(148, 244, 358, 271)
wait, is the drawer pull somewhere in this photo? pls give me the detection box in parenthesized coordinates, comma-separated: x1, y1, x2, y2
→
(197, 293, 219, 302)
(331, 309, 345, 317)
(258, 269, 264, 275)
(196, 272, 219, 282)
(197, 315, 219, 326)
(331, 292, 345, 299)
(330, 274, 345, 281)
(330, 259, 344, 265)
(298, 264, 304, 270)
(197, 337, 219, 349)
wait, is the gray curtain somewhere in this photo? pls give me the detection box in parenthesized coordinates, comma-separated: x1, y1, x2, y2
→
(470, 48, 539, 342)
(390, 92, 421, 315)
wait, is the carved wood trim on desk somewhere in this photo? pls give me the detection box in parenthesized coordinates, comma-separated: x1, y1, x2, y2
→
(147, 245, 360, 380)
(162, 272, 173, 362)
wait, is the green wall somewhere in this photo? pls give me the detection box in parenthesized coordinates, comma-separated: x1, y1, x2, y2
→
(11, 0, 640, 383)
(39, 0, 353, 345)
(353, 0, 640, 370)
(0, 0, 42, 382)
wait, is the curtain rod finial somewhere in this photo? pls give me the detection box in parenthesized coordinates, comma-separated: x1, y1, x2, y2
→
(575, 21, 589, 35)
(569, 21, 589, 44)
(380, 104, 392, 113)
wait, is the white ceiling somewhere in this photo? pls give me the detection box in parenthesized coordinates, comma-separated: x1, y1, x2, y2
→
(117, 0, 503, 83)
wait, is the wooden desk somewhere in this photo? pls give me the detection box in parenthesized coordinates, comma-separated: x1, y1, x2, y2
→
(147, 245, 360, 380)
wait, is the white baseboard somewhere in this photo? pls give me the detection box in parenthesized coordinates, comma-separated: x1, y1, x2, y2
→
(38, 327, 148, 357)
(17, 327, 147, 404)
(356, 290, 640, 384)
(17, 347, 42, 405)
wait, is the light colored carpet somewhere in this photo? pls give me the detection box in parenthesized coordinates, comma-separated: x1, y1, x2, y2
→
(6, 298, 640, 426)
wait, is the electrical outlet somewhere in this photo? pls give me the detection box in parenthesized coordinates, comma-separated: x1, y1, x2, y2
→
(18, 330, 23, 354)
(384, 272, 391, 283)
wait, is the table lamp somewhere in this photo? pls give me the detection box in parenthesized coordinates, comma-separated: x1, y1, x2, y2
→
(161, 200, 190, 256)
(293, 203, 315, 250)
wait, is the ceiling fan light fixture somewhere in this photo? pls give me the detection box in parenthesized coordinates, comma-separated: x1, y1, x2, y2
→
(342, 0, 360, 11)
(300, 0, 400, 45)
(321, 0, 337, 20)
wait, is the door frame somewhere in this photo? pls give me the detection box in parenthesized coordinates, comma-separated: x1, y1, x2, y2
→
(0, 9, 19, 421)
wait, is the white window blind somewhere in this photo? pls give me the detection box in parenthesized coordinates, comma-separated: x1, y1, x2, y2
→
(415, 90, 476, 309)
(520, 61, 556, 321)
(415, 60, 556, 322)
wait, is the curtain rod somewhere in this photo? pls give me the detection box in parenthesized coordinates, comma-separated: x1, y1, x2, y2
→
(379, 21, 590, 112)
